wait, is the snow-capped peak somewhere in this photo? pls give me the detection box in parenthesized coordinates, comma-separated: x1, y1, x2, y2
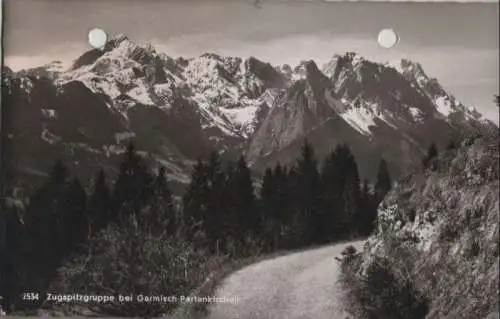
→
(321, 52, 368, 81)
(400, 59, 426, 74)
(44, 60, 67, 73)
(384, 60, 405, 74)
(343, 52, 366, 65)
(39, 34, 496, 146)
(398, 59, 430, 85)
(386, 59, 495, 127)
(106, 33, 131, 47)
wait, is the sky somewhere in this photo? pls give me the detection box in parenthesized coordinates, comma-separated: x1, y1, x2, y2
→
(2, 0, 499, 123)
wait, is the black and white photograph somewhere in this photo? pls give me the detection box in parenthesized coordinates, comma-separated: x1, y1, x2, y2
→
(1, 0, 499, 318)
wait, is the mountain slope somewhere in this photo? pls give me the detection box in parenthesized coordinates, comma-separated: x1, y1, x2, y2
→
(1, 72, 202, 193)
(2, 36, 496, 192)
(345, 134, 499, 318)
(247, 52, 493, 179)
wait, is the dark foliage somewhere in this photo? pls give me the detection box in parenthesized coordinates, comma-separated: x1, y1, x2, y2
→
(341, 255, 430, 319)
(422, 142, 439, 171)
(6, 160, 89, 310)
(293, 140, 322, 245)
(112, 142, 155, 219)
(143, 166, 177, 235)
(48, 214, 213, 318)
(375, 159, 392, 202)
(359, 257, 428, 319)
(2, 140, 390, 315)
(446, 140, 458, 151)
(358, 180, 378, 236)
(88, 169, 111, 236)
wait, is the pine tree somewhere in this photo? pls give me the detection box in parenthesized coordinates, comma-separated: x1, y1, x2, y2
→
(273, 163, 290, 227)
(374, 159, 391, 203)
(1, 191, 26, 313)
(342, 148, 361, 236)
(294, 140, 322, 246)
(62, 178, 88, 251)
(259, 167, 277, 251)
(113, 142, 154, 219)
(49, 159, 69, 186)
(145, 166, 176, 235)
(204, 151, 230, 252)
(26, 159, 70, 257)
(89, 169, 111, 236)
(330, 144, 353, 185)
(259, 162, 293, 251)
(319, 144, 361, 241)
(320, 151, 341, 242)
(182, 158, 210, 244)
(260, 167, 275, 219)
(22, 159, 73, 296)
(228, 156, 258, 243)
(446, 140, 457, 151)
(286, 164, 303, 248)
(357, 180, 377, 236)
(342, 177, 358, 236)
(422, 142, 438, 170)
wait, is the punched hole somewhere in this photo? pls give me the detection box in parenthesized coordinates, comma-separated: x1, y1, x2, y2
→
(377, 28, 399, 49)
(88, 28, 108, 49)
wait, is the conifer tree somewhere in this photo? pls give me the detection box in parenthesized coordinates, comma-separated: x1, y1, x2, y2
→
(446, 140, 457, 151)
(22, 159, 73, 296)
(204, 151, 231, 252)
(320, 151, 342, 241)
(374, 159, 391, 203)
(63, 178, 88, 251)
(422, 142, 438, 170)
(294, 140, 321, 246)
(285, 165, 303, 248)
(89, 169, 111, 235)
(27, 159, 69, 256)
(260, 167, 275, 219)
(259, 162, 292, 250)
(259, 167, 277, 251)
(113, 142, 154, 219)
(145, 166, 176, 235)
(273, 163, 290, 226)
(182, 158, 210, 244)
(341, 148, 361, 236)
(320, 144, 361, 241)
(1, 191, 25, 314)
(228, 155, 258, 242)
(357, 179, 377, 236)
(341, 177, 358, 234)
(50, 159, 69, 187)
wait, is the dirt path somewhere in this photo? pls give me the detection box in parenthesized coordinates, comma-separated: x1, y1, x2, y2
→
(205, 240, 364, 319)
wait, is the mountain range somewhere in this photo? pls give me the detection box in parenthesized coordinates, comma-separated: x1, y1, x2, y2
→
(2, 34, 496, 194)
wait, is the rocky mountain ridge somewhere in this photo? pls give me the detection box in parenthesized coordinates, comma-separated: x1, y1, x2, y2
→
(2, 34, 496, 193)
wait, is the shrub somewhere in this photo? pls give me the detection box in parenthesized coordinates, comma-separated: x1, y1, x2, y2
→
(340, 255, 429, 319)
(45, 214, 215, 317)
(342, 245, 358, 256)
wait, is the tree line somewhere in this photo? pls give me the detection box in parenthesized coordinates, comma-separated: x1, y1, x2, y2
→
(181, 142, 391, 255)
(1, 140, 392, 314)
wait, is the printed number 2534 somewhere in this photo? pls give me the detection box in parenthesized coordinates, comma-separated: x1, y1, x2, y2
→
(22, 292, 40, 301)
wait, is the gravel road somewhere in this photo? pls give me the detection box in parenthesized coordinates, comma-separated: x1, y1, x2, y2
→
(205, 240, 365, 319)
